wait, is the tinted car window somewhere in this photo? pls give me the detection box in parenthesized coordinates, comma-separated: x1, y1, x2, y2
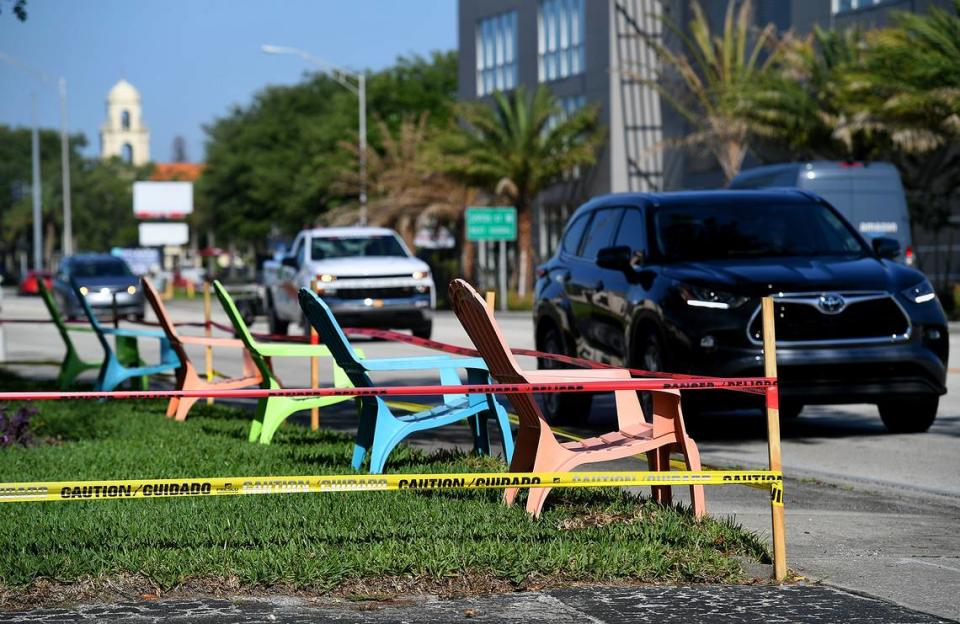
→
(614, 209, 646, 252)
(580, 209, 622, 259)
(310, 235, 408, 260)
(653, 202, 867, 261)
(70, 258, 133, 278)
(561, 213, 590, 255)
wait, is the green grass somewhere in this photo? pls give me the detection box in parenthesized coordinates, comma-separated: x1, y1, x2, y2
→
(0, 369, 768, 594)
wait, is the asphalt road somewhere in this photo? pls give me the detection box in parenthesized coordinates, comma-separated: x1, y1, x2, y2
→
(0, 291, 958, 620)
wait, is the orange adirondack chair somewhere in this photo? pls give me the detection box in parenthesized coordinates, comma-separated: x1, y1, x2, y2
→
(448, 278, 705, 518)
(142, 277, 262, 421)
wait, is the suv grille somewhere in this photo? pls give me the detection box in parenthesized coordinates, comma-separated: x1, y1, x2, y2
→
(748, 294, 910, 344)
(334, 286, 419, 300)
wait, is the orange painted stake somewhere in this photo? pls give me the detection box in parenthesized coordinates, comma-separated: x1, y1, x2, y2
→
(762, 296, 787, 581)
(310, 278, 320, 431)
(203, 282, 214, 406)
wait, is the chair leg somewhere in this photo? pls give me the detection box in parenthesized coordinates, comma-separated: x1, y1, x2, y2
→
(656, 446, 673, 507)
(351, 397, 379, 470)
(259, 397, 295, 445)
(678, 436, 706, 518)
(468, 413, 491, 456)
(647, 450, 667, 504)
(504, 427, 540, 507)
(368, 404, 405, 474)
(249, 399, 267, 442)
(166, 397, 180, 418)
(525, 452, 578, 518)
(174, 397, 199, 422)
(493, 400, 514, 464)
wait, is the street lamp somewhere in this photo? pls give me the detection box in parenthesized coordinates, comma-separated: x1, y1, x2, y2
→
(261, 44, 367, 225)
(0, 52, 74, 259)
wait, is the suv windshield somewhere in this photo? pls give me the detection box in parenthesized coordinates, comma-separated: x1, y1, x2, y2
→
(310, 235, 408, 260)
(69, 258, 133, 278)
(652, 202, 868, 261)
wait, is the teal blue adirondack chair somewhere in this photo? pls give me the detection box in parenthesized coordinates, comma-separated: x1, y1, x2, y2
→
(71, 278, 180, 392)
(298, 288, 514, 473)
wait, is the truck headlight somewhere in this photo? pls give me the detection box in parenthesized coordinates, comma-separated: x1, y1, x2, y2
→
(317, 274, 336, 284)
(412, 270, 430, 280)
(127, 285, 137, 295)
(678, 284, 747, 310)
(902, 279, 936, 303)
(79, 286, 89, 296)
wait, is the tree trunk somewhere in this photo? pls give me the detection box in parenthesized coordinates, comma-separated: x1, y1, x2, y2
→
(517, 199, 533, 297)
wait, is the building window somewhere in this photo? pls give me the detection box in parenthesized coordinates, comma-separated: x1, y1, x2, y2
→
(832, 0, 884, 14)
(538, 0, 585, 83)
(546, 94, 587, 131)
(122, 143, 133, 163)
(121, 110, 130, 130)
(476, 11, 518, 97)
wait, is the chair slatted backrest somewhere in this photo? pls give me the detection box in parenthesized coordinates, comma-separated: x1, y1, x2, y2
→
(448, 279, 542, 430)
(37, 279, 73, 346)
(141, 277, 188, 366)
(70, 277, 113, 355)
(298, 288, 371, 387)
(212, 280, 272, 384)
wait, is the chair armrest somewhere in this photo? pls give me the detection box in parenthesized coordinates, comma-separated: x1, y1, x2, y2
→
(254, 342, 332, 358)
(360, 356, 488, 372)
(521, 368, 633, 382)
(101, 327, 167, 340)
(178, 335, 246, 348)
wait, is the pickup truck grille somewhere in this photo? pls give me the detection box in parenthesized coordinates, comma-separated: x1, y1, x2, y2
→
(334, 286, 419, 300)
(747, 293, 910, 345)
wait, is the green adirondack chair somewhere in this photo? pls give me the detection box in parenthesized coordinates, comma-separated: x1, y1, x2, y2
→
(37, 279, 101, 389)
(212, 280, 358, 444)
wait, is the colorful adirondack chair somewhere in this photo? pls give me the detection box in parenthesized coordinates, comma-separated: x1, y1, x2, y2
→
(448, 278, 705, 518)
(141, 277, 263, 421)
(37, 279, 101, 389)
(212, 280, 357, 444)
(298, 287, 514, 474)
(71, 278, 180, 392)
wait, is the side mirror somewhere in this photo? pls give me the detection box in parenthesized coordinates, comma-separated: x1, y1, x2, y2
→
(281, 255, 299, 269)
(872, 236, 901, 260)
(596, 246, 635, 271)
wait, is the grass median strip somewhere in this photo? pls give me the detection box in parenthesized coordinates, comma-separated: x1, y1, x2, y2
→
(0, 369, 768, 598)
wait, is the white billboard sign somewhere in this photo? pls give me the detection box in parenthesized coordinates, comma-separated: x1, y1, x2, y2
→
(139, 222, 189, 247)
(133, 181, 193, 219)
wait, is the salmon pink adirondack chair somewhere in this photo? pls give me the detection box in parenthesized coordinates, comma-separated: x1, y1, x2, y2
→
(142, 277, 262, 421)
(448, 279, 706, 518)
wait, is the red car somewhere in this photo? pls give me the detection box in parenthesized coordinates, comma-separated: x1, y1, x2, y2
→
(18, 270, 53, 296)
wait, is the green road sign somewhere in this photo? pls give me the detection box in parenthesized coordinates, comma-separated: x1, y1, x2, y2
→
(466, 206, 517, 241)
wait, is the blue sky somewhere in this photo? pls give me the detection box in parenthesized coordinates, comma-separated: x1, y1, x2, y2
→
(0, 0, 457, 162)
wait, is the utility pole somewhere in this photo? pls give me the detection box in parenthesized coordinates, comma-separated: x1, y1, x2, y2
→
(59, 77, 73, 256)
(31, 93, 43, 270)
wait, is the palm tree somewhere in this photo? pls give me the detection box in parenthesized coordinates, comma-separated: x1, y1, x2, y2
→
(748, 26, 879, 160)
(446, 85, 604, 295)
(629, 0, 785, 181)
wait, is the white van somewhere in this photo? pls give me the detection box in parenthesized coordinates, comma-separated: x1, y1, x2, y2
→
(728, 161, 914, 265)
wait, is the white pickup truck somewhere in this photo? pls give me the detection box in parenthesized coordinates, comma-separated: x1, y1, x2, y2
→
(261, 227, 436, 338)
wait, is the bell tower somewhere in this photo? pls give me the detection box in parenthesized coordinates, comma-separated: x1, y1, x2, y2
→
(100, 79, 150, 166)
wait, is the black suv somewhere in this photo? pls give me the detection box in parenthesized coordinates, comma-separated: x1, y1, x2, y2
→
(533, 190, 948, 433)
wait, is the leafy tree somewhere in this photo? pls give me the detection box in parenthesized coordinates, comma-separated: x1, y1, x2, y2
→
(633, 0, 785, 181)
(445, 85, 605, 294)
(197, 51, 458, 250)
(1, 0, 26, 21)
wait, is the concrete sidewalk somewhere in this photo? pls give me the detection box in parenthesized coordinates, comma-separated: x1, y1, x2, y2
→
(0, 585, 954, 623)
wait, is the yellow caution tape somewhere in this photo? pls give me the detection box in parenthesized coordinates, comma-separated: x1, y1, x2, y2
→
(0, 469, 782, 503)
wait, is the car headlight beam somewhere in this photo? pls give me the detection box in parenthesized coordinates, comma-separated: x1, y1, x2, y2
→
(678, 285, 747, 310)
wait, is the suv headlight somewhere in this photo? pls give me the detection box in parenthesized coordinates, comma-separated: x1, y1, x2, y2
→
(902, 279, 936, 304)
(678, 284, 748, 310)
(412, 270, 431, 280)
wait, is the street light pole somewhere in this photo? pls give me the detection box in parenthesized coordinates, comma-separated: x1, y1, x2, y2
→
(0, 52, 73, 258)
(31, 93, 43, 271)
(261, 44, 367, 225)
(59, 77, 73, 256)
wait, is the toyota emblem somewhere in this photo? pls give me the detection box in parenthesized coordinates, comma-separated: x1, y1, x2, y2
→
(818, 293, 846, 314)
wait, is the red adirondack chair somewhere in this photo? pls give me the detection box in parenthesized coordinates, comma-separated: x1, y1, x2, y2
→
(142, 277, 262, 421)
(448, 278, 705, 518)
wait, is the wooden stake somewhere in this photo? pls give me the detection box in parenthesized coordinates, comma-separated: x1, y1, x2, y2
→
(484, 290, 496, 313)
(762, 296, 787, 581)
(310, 278, 320, 431)
(203, 282, 214, 406)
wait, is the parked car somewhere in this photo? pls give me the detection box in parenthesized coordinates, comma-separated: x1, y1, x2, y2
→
(533, 190, 948, 433)
(729, 161, 914, 265)
(262, 227, 435, 338)
(53, 254, 145, 321)
(18, 270, 53, 296)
